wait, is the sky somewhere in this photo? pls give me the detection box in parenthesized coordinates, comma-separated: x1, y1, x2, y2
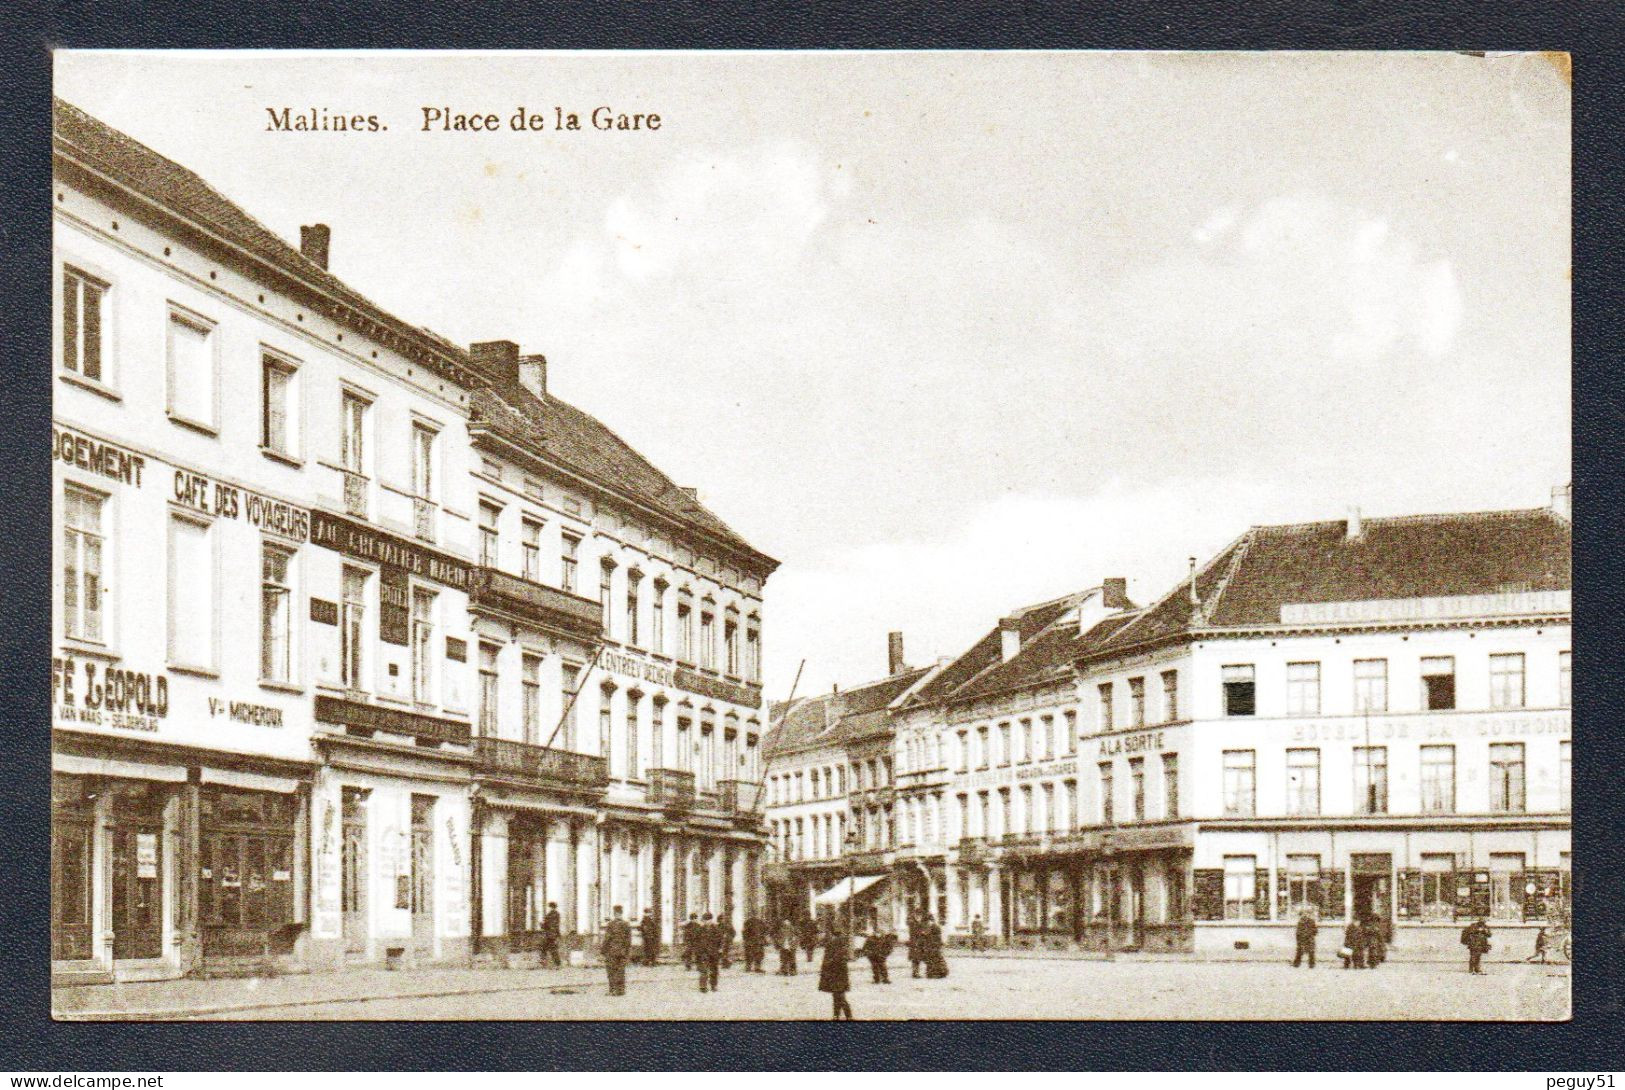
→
(55, 51, 1571, 698)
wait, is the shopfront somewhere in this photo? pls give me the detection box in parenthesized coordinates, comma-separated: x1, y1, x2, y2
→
(197, 785, 301, 959)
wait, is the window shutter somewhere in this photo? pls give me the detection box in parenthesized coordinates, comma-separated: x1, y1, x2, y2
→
(1192, 869, 1224, 921)
(1397, 870, 1423, 920)
(1254, 868, 1271, 920)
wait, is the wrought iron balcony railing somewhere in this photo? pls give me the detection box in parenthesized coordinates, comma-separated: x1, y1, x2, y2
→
(468, 565, 603, 640)
(647, 768, 696, 811)
(717, 778, 761, 814)
(474, 736, 608, 791)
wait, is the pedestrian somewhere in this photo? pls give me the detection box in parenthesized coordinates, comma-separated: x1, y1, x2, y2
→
(1461, 918, 1492, 975)
(721, 912, 737, 969)
(971, 914, 987, 951)
(540, 901, 563, 969)
(1526, 927, 1549, 964)
(601, 905, 632, 997)
(819, 925, 855, 1020)
(907, 912, 925, 978)
(639, 908, 660, 967)
(742, 914, 767, 972)
(682, 912, 699, 970)
(696, 911, 722, 993)
(800, 917, 819, 964)
(922, 914, 949, 979)
(1340, 919, 1365, 970)
(1292, 910, 1318, 968)
(776, 918, 799, 976)
(858, 929, 891, 983)
(1363, 916, 1386, 969)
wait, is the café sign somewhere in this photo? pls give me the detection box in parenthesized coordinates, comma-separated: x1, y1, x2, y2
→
(52, 655, 169, 732)
(310, 510, 472, 591)
(1098, 729, 1167, 757)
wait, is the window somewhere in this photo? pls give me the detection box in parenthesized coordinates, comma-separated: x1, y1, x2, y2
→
(1018, 785, 1033, 835)
(977, 725, 990, 769)
(651, 700, 666, 770)
(626, 697, 640, 779)
(1098, 683, 1114, 731)
(559, 663, 581, 749)
(1354, 746, 1389, 814)
(1040, 715, 1055, 760)
(999, 722, 1012, 767)
(521, 654, 542, 744)
(978, 792, 990, 837)
(1161, 753, 1179, 819)
(1490, 653, 1526, 709)
(625, 573, 641, 646)
(560, 533, 580, 593)
(746, 617, 761, 681)
(1098, 762, 1114, 825)
(651, 581, 667, 653)
(1560, 740, 1571, 812)
(262, 355, 299, 457)
(410, 589, 436, 705)
(998, 788, 1011, 837)
(1285, 748, 1320, 815)
(1421, 656, 1456, 711)
(700, 607, 716, 669)
(259, 545, 294, 683)
(61, 486, 105, 642)
(599, 695, 614, 770)
(1419, 854, 1456, 921)
(1129, 677, 1146, 728)
(1419, 745, 1453, 813)
(1286, 662, 1320, 716)
(478, 642, 500, 735)
(1223, 855, 1258, 920)
(1064, 780, 1078, 830)
(1353, 658, 1388, 713)
(340, 567, 368, 691)
(405, 423, 434, 501)
(724, 612, 739, 675)
(1064, 710, 1077, 754)
(599, 562, 615, 631)
(1489, 742, 1525, 812)
(168, 515, 214, 670)
(481, 457, 503, 482)
(167, 308, 217, 430)
(61, 267, 107, 382)
(1222, 664, 1255, 716)
(1161, 670, 1178, 722)
(1285, 855, 1323, 917)
(1221, 750, 1255, 816)
(956, 730, 970, 772)
(1559, 650, 1571, 708)
(520, 519, 542, 581)
(1129, 757, 1146, 820)
(1490, 853, 1525, 920)
(479, 502, 501, 568)
(677, 592, 693, 662)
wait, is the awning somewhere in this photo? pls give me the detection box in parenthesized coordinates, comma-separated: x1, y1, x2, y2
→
(813, 873, 886, 906)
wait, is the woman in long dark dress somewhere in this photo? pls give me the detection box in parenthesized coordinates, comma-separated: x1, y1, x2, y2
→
(819, 926, 855, 1020)
(922, 915, 950, 979)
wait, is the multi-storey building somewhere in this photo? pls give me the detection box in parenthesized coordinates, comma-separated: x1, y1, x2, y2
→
(1074, 500, 1571, 957)
(49, 100, 775, 984)
(762, 637, 935, 933)
(893, 580, 1136, 947)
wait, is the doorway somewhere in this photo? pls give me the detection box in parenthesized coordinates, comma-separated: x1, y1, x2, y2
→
(51, 776, 96, 962)
(111, 823, 163, 960)
(410, 794, 436, 959)
(1350, 853, 1393, 931)
(341, 787, 369, 958)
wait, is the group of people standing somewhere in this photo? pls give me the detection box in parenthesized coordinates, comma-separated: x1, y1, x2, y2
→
(816, 910, 951, 1020)
(1292, 909, 1506, 974)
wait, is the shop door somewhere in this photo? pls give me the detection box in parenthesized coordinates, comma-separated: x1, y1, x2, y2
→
(341, 788, 368, 956)
(1129, 867, 1146, 948)
(506, 828, 539, 951)
(111, 824, 163, 960)
(51, 816, 95, 961)
(1351, 853, 1393, 930)
(410, 795, 435, 958)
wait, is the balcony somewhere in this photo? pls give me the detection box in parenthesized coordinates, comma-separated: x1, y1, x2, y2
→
(957, 836, 986, 864)
(648, 768, 696, 812)
(844, 847, 893, 873)
(341, 469, 368, 518)
(718, 778, 761, 815)
(412, 496, 436, 542)
(468, 565, 603, 641)
(474, 736, 608, 793)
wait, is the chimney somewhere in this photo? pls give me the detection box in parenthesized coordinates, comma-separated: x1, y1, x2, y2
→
(470, 340, 520, 382)
(999, 618, 1021, 662)
(887, 631, 906, 676)
(518, 353, 548, 398)
(1188, 557, 1199, 605)
(1550, 483, 1572, 521)
(1346, 505, 1364, 540)
(1102, 577, 1129, 610)
(299, 224, 331, 270)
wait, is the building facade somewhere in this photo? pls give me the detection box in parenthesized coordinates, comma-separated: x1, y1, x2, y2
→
(50, 100, 776, 984)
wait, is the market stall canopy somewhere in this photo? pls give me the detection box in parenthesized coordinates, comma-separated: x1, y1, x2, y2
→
(813, 874, 886, 906)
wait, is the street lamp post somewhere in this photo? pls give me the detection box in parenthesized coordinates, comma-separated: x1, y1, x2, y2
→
(842, 830, 861, 936)
(1102, 831, 1116, 962)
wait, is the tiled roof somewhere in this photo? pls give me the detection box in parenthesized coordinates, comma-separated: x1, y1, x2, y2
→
(948, 610, 1138, 703)
(52, 99, 477, 383)
(901, 594, 1079, 709)
(472, 381, 775, 572)
(1088, 506, 1571, 661)
(763, 666, 932, 757)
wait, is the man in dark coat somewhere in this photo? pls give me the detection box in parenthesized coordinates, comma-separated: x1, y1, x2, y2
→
(1362, 916, 1386, 968)
(695, 911, 722, 992)
(681, 912, 700, 970)
(858, 930, 892, 983)
(819, 926, 854, 1020)
(742, 914, 768, 972)
(1341, 919, 1366, 969)
(1293, 911, 1318, 968)
(639, 908, 660, 967)
(601, 905, 632, 996)
(1462, 918, 1492, 975)
(540, 901, 563, 969)
(776, 918, 799, 976)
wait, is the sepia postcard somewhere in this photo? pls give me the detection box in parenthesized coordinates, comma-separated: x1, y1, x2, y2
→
(47, 49, 1570, 1022)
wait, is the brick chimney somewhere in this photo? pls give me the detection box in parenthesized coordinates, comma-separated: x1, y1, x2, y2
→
(1551, 483, 1572, 521)
(299, 224, 331, 270)
(1102, 577, 1130, 610)
(1346, 505, 1364, 540)
(518, 353, 547, 398)
(470, 340, 520, 382)
(887, 631, 906, 676)
(999, 618, 1021, 662)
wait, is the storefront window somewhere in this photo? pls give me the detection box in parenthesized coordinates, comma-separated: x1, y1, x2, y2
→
(1048, 871, 1072, 932)
(1419, 853, 1456, 921)
(1284, 854, 1322, 918)
(1016, 870, 1041, 931)
(1223, 855, 1257, 920)
(1489, 853, 1525, 920)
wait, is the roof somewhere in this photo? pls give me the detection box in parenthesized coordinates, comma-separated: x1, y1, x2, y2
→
(1087, 506, 1572, 661)
(901, 594, 1080, 709)
(52, 99, 483, 387)
(763, 666, 933, 758)
(472, 380, 776, 574)
(948, 610, 1138, 704)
